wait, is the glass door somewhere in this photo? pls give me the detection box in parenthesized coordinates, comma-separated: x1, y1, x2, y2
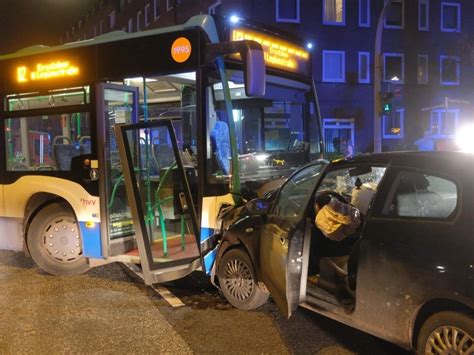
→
(115, 120, 201, 285)
(97, 83, 139, 256)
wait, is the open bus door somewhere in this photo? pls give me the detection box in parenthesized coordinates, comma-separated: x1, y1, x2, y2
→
(115, 120, 202, 285)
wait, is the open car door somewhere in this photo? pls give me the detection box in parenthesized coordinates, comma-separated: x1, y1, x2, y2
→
(260, 162, 327, 318)
(115, 120, 202, 285)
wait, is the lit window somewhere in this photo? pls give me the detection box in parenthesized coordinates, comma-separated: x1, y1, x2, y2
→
(358, 52, 370, 83)
(109, 10, 116, 30)
(322, 50, 345, 83)
(154, 0, 161, 19)
(440, 56, 460, 85)
(383, 108, 404, 139)
(276, 0, 300, 23)
(441, 2, 461, 32)
(323, 0, 345, 25)
(384, 0, 404, 29)
(145, 3, 151, 27)
(137, 11, 142, 31)
(383, 53, 404, 83)
(208, 0, 222, 15)
(359, 0, 370, 27)
(430, 109, 459, 138)
(417, 55, 429, 84)
(419, 0, 429, 31)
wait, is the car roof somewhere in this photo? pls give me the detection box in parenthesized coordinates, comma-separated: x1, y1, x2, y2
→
(331, 151, 474, 173)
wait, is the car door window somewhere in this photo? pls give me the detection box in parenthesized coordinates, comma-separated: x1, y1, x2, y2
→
(383, 171, 458, 219)
(272, 163, 325, 219)
(316, 166, 387, 215)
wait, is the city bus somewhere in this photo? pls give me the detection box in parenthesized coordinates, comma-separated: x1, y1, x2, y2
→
(0, 15, 323, 284)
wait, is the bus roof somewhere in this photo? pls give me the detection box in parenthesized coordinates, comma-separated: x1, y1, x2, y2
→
(0, 15, 219, 61)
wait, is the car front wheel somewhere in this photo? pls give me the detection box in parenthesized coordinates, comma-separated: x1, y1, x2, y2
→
(218, 248, 269, 311)
(417, 311, 474, 355)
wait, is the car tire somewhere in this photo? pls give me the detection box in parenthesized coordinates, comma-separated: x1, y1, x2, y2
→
(27, 202, 89, 276)
(417, 311, 474, 355)
(218, 248, 269, 311)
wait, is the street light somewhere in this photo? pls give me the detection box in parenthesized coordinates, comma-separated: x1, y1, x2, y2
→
(373, 0, 394, 153)
(230, 15, 240, 24)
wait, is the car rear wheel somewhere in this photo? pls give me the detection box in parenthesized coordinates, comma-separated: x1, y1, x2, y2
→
(27, 202, 89, 276)
(417, 311, 474, 355)
(218, 248, 269, 311)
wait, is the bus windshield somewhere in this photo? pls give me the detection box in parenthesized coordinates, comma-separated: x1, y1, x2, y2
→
(207, 70, 321, 184)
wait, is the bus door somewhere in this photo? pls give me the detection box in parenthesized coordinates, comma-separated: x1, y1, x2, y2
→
(96, 83, 139, 257)
(115, 120, 201, 285)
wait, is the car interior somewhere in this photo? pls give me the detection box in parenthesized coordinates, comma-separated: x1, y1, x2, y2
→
(305, 165, 387, 312)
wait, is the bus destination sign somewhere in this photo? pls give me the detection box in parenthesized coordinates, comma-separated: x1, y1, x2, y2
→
(230, 28, 310, 76)
(16, 60, 80, 83)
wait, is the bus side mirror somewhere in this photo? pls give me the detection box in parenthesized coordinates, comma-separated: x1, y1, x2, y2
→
(205, 40, 266, 97)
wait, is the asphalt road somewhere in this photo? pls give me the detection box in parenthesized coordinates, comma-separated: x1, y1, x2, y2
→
(0, 250, 408, 354)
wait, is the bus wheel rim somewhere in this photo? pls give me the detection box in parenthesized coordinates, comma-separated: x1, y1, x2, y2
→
(223, 259, 254, 301)
(425, 325, 474, 355)
(42, 217, 82, 264)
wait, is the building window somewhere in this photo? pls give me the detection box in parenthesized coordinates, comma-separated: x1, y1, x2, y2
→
(276, 0, 300, 23)
(208, 0, 222, 15)
(128, 18, 134, 33)
(137, 11, 142, 31)
(440, 56, 460, 85)
(441, 2, 461, 32)
(384, 0, 404, 29)
(359, 0, 370, 27)
(322, 50, 345, 83)
(383, 108, 404, 139)
(144, 3, 151, 27)
(109, 10, 116, 30)
(358, 52, 370, 83)
(323, 119, 355, 155)
(419, 0, 429, 31)
(383, 53, 404, 83)
(323, 0, 345, 26)
(417, 55, 429, 84)
(430, 109, 459, 138)
(154, 0, 161, 19)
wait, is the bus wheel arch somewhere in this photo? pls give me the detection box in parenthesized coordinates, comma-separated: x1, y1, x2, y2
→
(24, 195, 89, 276)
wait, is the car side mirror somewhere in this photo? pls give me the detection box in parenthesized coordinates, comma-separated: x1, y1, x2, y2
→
(245, 198, 271, 215)
(205, 40, 266, 97)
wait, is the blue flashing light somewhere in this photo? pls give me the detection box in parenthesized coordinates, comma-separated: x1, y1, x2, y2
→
(230, 15, 240, 24)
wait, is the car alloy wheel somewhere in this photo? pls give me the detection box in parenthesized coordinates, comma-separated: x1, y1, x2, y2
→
(425, 325, 474, 354)
(223, 258, 254, 301)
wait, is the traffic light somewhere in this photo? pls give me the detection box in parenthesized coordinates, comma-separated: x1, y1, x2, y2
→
(380, 92, 394, 114)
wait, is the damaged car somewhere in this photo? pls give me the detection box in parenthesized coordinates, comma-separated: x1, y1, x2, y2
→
(213, 151, 474, 354)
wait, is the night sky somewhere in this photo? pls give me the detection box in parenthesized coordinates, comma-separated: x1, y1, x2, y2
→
(0, 0, 100, 55)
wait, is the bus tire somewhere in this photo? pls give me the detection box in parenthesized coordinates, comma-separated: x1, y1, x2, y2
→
(27, 202, 89, 276)
(218, 248, 269, 311)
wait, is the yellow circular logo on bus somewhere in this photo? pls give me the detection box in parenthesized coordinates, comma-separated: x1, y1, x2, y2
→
(171, 37, 192, 63)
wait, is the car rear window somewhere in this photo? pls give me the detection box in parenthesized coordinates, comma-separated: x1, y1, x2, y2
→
(385, 171, 458, 219)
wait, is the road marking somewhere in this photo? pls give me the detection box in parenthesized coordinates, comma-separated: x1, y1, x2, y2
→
(152, 285, 186, 308)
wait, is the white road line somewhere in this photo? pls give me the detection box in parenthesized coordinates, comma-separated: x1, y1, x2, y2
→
(152, 285, 186, 308)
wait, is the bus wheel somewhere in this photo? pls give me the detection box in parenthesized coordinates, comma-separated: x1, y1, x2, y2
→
(218, 248, 269, 311)
(27, 202, 89, 276)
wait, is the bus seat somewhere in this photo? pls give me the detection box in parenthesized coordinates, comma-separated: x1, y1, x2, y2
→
(52, 136, 81, 171)
(79, 136, 92, 155)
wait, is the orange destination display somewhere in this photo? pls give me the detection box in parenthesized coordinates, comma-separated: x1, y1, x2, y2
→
(16, 60, 80, 83)
(230, 28, 310, 76)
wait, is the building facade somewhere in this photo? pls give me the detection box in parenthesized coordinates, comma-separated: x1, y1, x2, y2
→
(62, 0, 474, 154)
